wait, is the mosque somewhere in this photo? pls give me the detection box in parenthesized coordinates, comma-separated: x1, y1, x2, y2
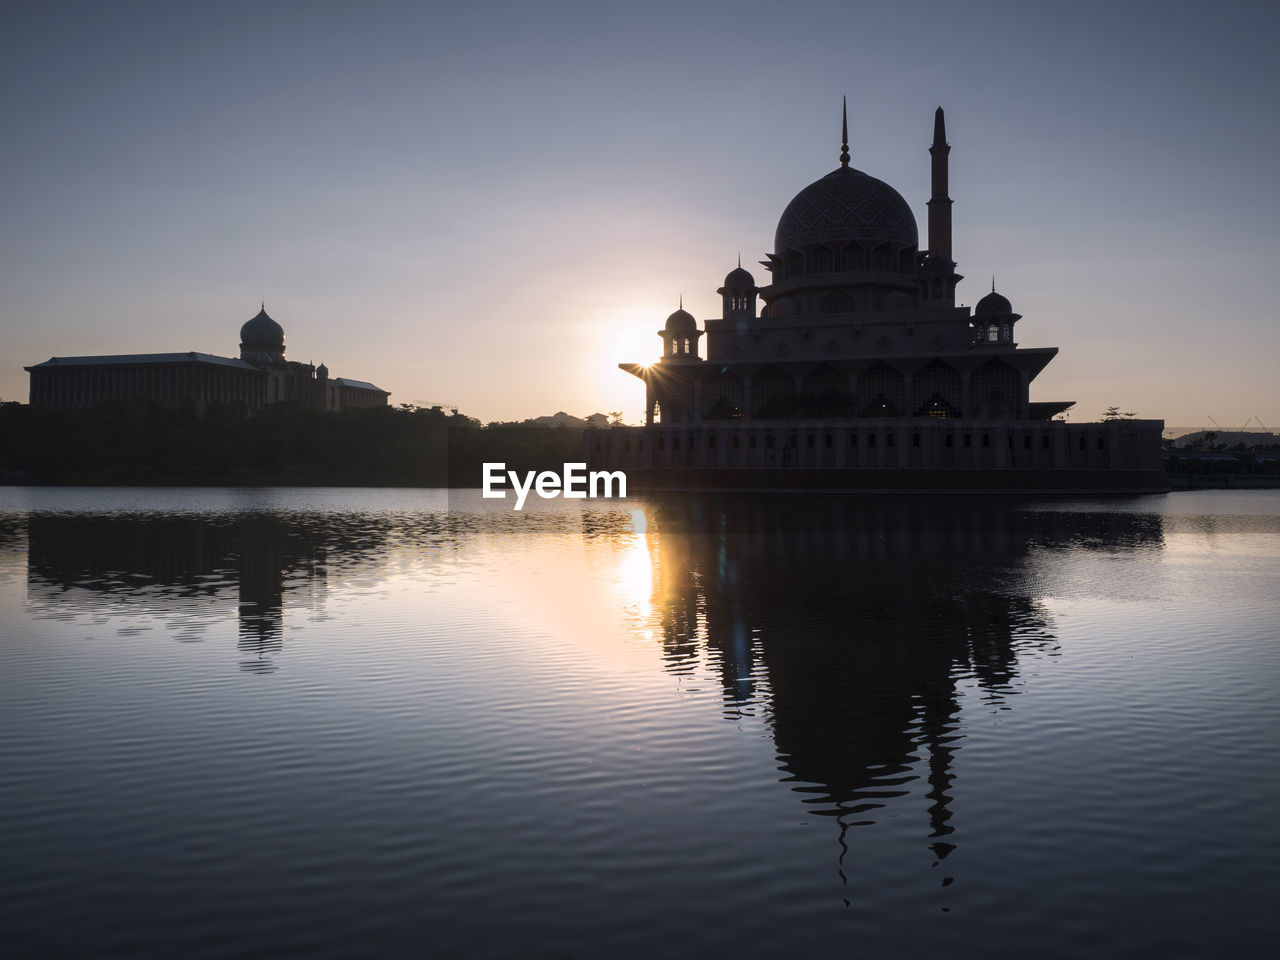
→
(25, 306, 389, 413)
(592, 105, 1166, 492)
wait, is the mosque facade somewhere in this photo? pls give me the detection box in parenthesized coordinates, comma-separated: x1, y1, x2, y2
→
(592, 106, 1166, 492)
(25, 306, 389, 414)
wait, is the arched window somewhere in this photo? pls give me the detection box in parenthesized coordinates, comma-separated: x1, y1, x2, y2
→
(841, 241, 863, 270)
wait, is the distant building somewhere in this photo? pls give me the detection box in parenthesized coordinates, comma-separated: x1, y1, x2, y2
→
(25, 306, 389, 413)
(1170, 430, 1278, 449)
(591, 105, 1167, 492)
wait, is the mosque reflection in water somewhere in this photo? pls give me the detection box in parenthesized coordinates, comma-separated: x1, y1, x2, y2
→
(22, 496, 1166, 881)
(629, 496, 1164, 874)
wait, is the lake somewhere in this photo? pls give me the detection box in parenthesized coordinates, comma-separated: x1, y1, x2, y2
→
(1, 487, 1277, 958)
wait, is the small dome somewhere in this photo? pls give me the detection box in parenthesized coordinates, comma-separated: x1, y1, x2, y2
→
(723, 266, 756, 289)
(240, 306, 284, 348)
(316, 362, 329, 377)
(974, 289, 1012, 316)
(665, 308, 697, 333)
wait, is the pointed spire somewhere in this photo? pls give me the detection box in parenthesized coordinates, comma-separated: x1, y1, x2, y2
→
(737, 252, 742, 268)
(927, 105, 954, 269)
(991, 275, 996, 293)
(840, 96, 850, 167)
(679, 294, 683, 310)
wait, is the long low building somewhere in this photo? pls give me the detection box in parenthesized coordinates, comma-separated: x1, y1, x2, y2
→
(25, 306, 389, 413)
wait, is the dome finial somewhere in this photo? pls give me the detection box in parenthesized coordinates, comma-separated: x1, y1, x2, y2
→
(991, 275, 996, 293)
(840, 96, 850, 167)
(737, 252, 742, 268)
(679, 293, 683, 309)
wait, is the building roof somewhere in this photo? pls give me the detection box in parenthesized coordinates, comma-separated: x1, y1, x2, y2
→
(334, 377, 389, 394)
(25, 352, 263, 372)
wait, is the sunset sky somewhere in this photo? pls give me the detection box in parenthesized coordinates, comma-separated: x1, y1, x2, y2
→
(3, 0, 1277, 431)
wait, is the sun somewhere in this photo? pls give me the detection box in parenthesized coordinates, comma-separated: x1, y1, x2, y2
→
(602, 307, 663, 369)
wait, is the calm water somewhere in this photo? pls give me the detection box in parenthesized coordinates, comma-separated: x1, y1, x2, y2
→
(1, 487, 1277, 958)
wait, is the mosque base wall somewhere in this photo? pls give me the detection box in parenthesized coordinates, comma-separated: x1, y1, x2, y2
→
(586, 419, 1168, 494)
(617, 467, 1168, 495)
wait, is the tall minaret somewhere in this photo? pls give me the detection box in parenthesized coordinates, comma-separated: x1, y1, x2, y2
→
(927, 106, 952, 262)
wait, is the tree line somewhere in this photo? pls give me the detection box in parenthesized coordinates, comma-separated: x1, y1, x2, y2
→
(0, 401, 594, 487)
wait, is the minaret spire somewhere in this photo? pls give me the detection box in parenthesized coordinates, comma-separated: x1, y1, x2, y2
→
(927, 105, 953, 263)
(840, 96, 850, 167)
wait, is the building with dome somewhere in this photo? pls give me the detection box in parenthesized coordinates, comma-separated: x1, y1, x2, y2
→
(25, 305, 389, 413)
(592, 105, 1166, 492)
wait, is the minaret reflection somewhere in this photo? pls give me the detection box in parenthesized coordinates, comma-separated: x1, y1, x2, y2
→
(640, 495, 1164, 891)
(23, 513, 376, 672)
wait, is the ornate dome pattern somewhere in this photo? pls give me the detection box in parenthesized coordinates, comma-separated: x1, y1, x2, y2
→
(775, 167, 918, 252)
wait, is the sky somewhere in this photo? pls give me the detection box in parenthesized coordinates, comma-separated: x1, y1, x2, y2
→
(2, 0, 1277, 431)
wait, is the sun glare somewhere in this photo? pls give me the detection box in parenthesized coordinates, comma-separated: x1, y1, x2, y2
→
(582, 304, 669, 422)
(599, 304, 665, 368)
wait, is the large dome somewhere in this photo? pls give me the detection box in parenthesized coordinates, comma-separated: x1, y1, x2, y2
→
(240, 306, 284, 349)
(774, 166, 918, 252)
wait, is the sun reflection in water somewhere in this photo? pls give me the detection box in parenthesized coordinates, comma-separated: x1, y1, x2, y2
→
(615, 508, 654, 636)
